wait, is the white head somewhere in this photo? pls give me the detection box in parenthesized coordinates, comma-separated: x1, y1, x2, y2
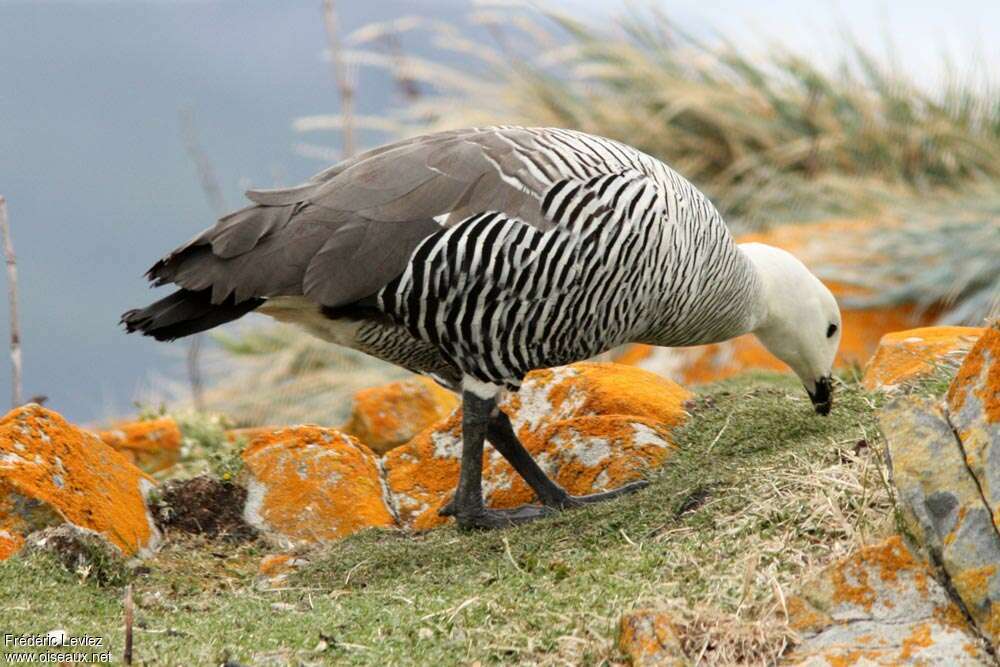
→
(740, 243, 842, 415)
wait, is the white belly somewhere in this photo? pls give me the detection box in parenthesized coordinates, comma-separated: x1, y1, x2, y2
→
(256, 296, 361, 346)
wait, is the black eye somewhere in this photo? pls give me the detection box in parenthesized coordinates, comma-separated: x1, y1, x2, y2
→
(827, 323, 838, 338)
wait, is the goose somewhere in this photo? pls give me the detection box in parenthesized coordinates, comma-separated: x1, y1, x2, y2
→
(123, 126, 842, 529)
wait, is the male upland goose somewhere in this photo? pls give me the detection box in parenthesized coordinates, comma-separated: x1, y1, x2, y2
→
(124, 127, 842, 529)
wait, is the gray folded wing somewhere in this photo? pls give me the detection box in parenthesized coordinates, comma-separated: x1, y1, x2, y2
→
(145, 126, 638, 309)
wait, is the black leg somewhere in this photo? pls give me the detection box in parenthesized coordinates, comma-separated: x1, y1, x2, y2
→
(449, 391, 553, 530)
(486, 410, 572, 506)
(486, 410, 648, 509)
(441, 406, 649, 521)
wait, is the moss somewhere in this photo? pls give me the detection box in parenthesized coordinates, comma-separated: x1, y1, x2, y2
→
(169, 411, 244, 481)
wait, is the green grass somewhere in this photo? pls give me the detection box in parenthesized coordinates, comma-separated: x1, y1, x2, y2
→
(0, 374, 894, 666)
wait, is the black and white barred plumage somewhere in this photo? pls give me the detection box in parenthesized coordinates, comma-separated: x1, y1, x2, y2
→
(123, 126, 761, 391)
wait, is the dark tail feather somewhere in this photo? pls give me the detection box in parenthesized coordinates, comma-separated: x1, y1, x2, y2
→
(121, 288, 263, 342)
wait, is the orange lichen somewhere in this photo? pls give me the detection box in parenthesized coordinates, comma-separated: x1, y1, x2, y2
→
(490, 415, 678, 510)
(517, 362, 692, 427)
(934, 598, 972, 631)
(617, 610, 688, 665)
(788, 537, 989, 665)
(821, 649, 884, 667)
(952, 565, 998, 606)
(0, 405, 158, 559)
(948, 323, 1000, 423)
(240, 426, 396, 544)
(983, 604, 1000, 645)
(866, 536, 919, 583)
(785, 596, 831, 634)
(611, 344, 655, 366)
(964, 641, 984, 657)
(830, 558, 876, 612)
(341, 377, 459, 455)
(382, 411, 463, 530)
(0, 492, 24, 559)
(258, 553, 294, 577)
(97, 417, 182, 473)
(227, 426, 279, 444)
(828, 538, 922, 613)
(861, 327, 984, 391)
(899, 623, 934, 660)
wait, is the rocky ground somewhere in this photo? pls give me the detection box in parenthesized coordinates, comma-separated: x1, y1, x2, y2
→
(0, 323, 997, 665)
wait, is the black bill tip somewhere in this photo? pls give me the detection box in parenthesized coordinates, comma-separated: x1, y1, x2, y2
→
(807, 376, 833, 416)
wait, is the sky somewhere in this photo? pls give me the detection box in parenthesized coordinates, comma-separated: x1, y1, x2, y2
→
(0, 0, 997, 422)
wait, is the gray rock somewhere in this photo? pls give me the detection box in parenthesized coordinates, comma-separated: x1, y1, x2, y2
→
(783, 536, 990, 665)
(946, 324, 1000, 535)
(881, 394, 1000, 648)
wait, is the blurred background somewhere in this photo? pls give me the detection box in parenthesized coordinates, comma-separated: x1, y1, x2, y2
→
(1, 0, 998, 424)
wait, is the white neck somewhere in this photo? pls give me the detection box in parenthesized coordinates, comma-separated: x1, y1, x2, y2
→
(738, 243, 785, 336)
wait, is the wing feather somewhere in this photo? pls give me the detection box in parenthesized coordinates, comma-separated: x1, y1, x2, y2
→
(142, 127, 668, 314)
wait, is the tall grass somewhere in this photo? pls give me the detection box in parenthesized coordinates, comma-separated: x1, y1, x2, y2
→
(299, 7, 1000, 227)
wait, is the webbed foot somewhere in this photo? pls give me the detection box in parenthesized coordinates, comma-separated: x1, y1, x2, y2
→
(548, 479, 649, 509)
(454, 504, 556, 530)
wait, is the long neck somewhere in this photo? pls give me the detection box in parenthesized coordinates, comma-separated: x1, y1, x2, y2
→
(637, 228, 765, 347)
(738, 242, 791, 335)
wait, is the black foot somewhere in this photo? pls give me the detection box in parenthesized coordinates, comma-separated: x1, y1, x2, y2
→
(439, 479, 649, 519)
(455, 505, 556, 530)
(549, 479, 649, 509)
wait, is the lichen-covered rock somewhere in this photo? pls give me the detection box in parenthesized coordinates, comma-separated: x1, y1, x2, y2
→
(0, 405, 160, 560)
(615, 220, 939, 384)
(862, 326, 984, 391)
(341, 377, 459, 455)
(239, 427, 396, 547)
(785, 539, 990, 664)
(782, 536, 989, 665)
(385, 363, 690, 529)
(618, 610, 690, 666)
(97, 417, 182, 473)
(880, 396, 1000, 646)
(947, 323, 1000, 527)
(382, 410, 463, 530)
